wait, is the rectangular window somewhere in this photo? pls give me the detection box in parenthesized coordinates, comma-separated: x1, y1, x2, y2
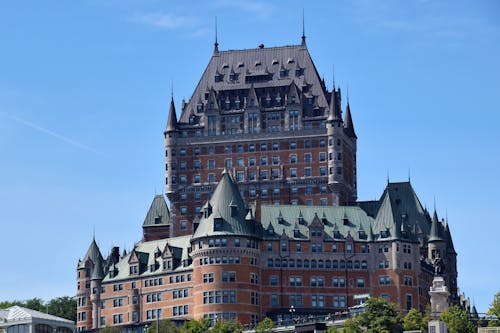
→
(290, 155, 297, 163)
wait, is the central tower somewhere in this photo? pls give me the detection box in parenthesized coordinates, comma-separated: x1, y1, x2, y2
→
(162, 38, 357, 238)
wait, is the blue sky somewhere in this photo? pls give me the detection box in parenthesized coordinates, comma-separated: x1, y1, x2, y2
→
(1, 0, 499, 313)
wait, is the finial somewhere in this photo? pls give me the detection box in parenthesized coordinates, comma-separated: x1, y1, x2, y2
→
(214, 17, 219, 53)
(433, 197, 436, 212)
(332, 65, 335, 91)
(301, 9, 306, 45)
(346, 84, 350, 105)
(387, 170, 390, 185)
(170, 80, 173, 99)
(408, 168, 411, 182)
(93, 226, 95, 240)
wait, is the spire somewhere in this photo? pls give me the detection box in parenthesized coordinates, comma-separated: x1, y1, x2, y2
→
(428, 209, 443, 242)
(343, 101, 357, 138)
(301, 9, 306, 46)
(214, 17, 219, 53)
(166, 95, 178, 132)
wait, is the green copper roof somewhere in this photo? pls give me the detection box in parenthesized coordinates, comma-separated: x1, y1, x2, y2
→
(103, 235, 191, 282)
(261, 204, 373, 241)
(371, 182, 428, 242)
(192, 169, 261, 240)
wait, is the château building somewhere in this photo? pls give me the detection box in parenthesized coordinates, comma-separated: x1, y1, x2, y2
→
(76, 33, 458, 332)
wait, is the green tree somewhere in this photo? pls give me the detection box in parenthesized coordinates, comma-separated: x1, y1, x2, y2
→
(181, 318, 211, 333)
(0, 300, 24, 309)
(487, 291, 500, 327)
(25, 298, 45, 312)
(342, 319, 362, 333)
(403, 308, 428, 331)
(440, 305, 475, 333)
(255, 317, 274, 333)
(352, 298, 402, 333)
(326, 326, 341, 333)
(145, 319, 180, 333)
(211, 320, 243, 333)
(47, 296, 77, 322)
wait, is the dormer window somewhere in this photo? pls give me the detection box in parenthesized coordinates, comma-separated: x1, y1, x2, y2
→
(255, 60, 262, 66)
(197, 104, 203, 112)
(129, 265, 138, 275)
(214, 218, 223, 231)
(222, 63, 229, 69)
(235, 98, 240, 109)
(275, 94, 282, 105)
(154, 216, 162, 225)
(189, 115, 196, 125)
(334, 230, 341, 239)
(230, 205, 238, 217)
(237, 61, 244, 68)
(381, 230, 389, 238)
(280, 68, 287, 78)
(359, 231, 367, 239)
(268, 225, 274, 235)
(287, 58, 294, 64)
(215, 73, 223, 82)
(272, 58, 279, 65)
(230, 72, 237, 81)
(295, 68, 303, 76)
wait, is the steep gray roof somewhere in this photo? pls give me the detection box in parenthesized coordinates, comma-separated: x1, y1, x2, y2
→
(179, 44, 329, 123)
(142, 195, 170, 227)
(192, 169, 261, 240)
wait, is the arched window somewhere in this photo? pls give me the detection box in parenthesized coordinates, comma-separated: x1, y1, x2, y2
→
(333, 260, 338, 268)
(354, 260, 360, 269)
(304, 259, 310, 268)
(325, 260, 331, 268)
(361, 260, 368, 269)
(311, 260, 317, 268)
(347, 260, 353, 269)
(340, 260, 345, 269)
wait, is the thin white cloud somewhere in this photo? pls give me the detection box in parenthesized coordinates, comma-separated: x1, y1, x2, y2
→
(8, 114, 104, 156)
(130, 11, 196, 30)
(212, 0, 274, 18)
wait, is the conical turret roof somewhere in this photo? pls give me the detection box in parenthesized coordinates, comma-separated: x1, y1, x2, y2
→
(192, 169, 261, 240)
(165, 96, 178, 132)
(343, 102, 357, 138)
(428, 210, 444, 242)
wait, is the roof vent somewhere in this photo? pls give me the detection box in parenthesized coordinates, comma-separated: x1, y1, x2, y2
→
(255, 60, 262, 66)
(259, 44, 264, 49)
(272, 58, 279, 65)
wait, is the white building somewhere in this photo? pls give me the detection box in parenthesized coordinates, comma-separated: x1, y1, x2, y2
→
(0, 306, 75, 333)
